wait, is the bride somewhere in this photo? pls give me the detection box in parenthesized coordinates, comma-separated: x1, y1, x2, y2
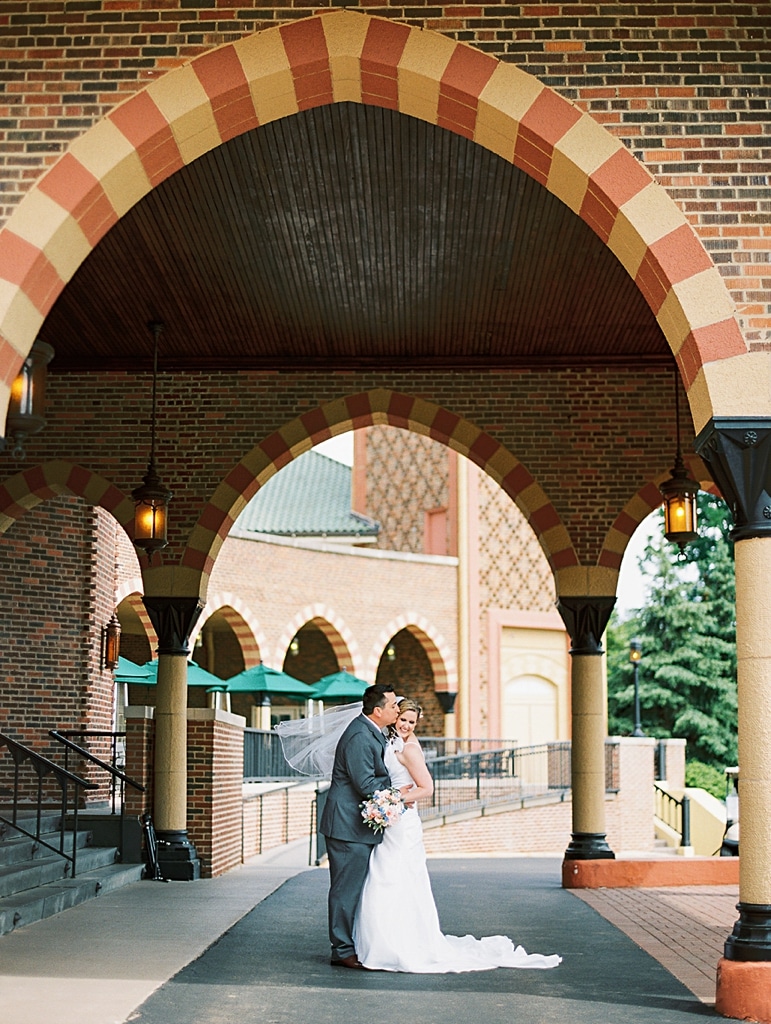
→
(276, 695, 561, 973)
(352, 697, 561, 973)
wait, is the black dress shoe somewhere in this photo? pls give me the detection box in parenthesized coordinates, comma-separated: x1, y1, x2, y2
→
(330, 954, 365, 969)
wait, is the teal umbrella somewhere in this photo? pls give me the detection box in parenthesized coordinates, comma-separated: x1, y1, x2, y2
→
(224, 663, 313, 696)
(114, 656, 152, 683)
(310, 669, 369, 700)
(139, 660, 226, 688)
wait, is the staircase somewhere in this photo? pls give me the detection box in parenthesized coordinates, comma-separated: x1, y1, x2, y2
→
(0, 811, 145, 936)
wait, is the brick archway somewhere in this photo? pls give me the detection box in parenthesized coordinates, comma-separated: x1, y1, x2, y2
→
(182, 388, 571, 598)
(0, 11, 744, 424)
(367, 613, 455, 695)
(275, 605, 360, 678)
(193, 596, 265, 671)
(0, 460, 134, 536)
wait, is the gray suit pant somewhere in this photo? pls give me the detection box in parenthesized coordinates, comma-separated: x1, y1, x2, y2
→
(325, 836, 374, 960)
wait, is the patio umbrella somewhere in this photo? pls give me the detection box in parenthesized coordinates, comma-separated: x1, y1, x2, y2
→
(139, 659, 227, 688)
(309, 669, 369, 700)
(224, 663, 314, 697)
(114, 656, 152, 683)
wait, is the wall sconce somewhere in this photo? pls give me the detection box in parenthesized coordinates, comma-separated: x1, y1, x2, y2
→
(386, 644, 396, 662)
(132, 322, 172, 554)
(288, 637, 300, 657)
(4, 339, 54, 459)
(102, 613, 121, 671)
(660, 368, 698, 549)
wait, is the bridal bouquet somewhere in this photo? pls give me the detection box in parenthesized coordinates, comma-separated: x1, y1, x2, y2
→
(360, 788, 405, 833)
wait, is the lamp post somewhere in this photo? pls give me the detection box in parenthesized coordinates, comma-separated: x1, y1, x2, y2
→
(629, 638, 644, 737)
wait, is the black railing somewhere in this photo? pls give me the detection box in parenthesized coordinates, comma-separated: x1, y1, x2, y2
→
(654, 782, 691, 848)
(244, 728, 309, 781)
(245, 729, 566, 781)
(49, 730, 145, 862)
(422, 741, 620, 820)
(0, 731, 98, 878)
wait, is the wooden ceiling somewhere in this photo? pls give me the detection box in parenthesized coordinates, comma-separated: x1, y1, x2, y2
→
(40, 102, 669, 373)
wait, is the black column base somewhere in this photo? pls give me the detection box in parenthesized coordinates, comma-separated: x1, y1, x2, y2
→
(725, 903, 771, 961)
(156, 829, 201, 881)
(564, 832, 615, 861)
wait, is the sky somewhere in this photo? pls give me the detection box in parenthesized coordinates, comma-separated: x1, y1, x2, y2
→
(315, 434, 656, 617)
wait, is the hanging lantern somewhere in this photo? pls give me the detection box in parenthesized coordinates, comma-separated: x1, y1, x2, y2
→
(660, 368, 699, 550)
(4, 339, 55, 459)
(660, 452, 699, 548)
(132, 322, 172, 554)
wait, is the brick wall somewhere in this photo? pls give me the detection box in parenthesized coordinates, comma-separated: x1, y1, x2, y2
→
(33, 365, 686, 570)
(364, 425, 452, 554)
(242, 782, 318, 860)
(209, 529, 459, 690)
(1, 3, 769, 342)
(187, 709, 245, 878)
(0, 494, 116, 802)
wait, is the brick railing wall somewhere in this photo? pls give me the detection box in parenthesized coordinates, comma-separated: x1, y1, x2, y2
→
(187, 709, 245, 878)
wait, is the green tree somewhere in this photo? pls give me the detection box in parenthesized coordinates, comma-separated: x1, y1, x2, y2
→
(607, 493, 737, 768)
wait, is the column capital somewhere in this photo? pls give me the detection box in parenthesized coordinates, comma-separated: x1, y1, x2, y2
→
(142, 596, 204, 657)
(695, 417, 771, 541)
(556, 596, 616, 656)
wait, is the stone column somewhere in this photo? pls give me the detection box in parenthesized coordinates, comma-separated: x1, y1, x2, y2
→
(557, 596, 616, 860)
(142, 595, 204, 881)
(697, 419, 771, 1019)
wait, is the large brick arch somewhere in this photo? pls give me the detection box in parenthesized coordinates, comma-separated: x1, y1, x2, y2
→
(0, 12, 745, 424)
(193, 595, 265, 670)
(0, 460, 134, 536)
(275, 605, 360, 677)
(367, 613, 455, 695)
(185, 388, 574, 593)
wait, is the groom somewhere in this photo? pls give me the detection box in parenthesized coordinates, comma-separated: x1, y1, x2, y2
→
(319, 684, 401, 969)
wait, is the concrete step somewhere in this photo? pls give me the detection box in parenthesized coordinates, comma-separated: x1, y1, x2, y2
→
(0, 861, 145, 936)
(0, 811, 64, 843)
(0, 841, 117, 898)
(0, 826, 93, 867)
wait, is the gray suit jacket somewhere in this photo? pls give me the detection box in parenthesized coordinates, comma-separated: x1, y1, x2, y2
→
(319, 714, 391, 845)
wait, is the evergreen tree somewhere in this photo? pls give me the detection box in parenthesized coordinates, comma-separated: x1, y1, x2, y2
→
(607, 494, 737, 768)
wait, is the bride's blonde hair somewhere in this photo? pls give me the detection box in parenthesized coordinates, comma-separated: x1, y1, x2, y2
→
(397, 697, 422, 719)
(388, 697, 422, 738)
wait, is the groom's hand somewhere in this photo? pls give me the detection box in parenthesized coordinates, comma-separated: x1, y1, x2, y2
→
(400, 783, 416, 807)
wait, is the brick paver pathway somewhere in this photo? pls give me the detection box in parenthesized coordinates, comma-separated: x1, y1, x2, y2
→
(571, 885, 739, 1004)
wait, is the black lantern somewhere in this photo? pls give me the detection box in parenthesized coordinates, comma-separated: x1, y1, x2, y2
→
(4, 339, 54, 459)
(660, 369, 698, 549)
(102, 613, 122, 671)
(132, 322, 172, 553)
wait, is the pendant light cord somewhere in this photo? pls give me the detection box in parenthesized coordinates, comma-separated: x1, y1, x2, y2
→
(149, 321, 164, 464)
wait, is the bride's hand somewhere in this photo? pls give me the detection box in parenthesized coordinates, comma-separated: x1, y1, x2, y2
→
(399, 783, 416, 807)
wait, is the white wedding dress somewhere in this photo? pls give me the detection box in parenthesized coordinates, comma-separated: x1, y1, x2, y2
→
(353, 739, 562, 973)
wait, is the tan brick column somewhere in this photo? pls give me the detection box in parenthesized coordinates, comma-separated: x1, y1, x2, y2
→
(557, 596, 616, 861)
(142, 596, 204, 881)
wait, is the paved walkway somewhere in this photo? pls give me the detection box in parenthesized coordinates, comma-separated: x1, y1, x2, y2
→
(0, 844, 737, 1024)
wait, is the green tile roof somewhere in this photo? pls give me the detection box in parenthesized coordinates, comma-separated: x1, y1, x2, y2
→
(234, 450, 380, 539)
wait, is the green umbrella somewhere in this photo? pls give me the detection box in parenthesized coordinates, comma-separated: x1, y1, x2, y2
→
(139, 659, 227, 688)
(310, 669, 369, 700)
(114, 656, 152, 683)
(224, 663, 313, 696)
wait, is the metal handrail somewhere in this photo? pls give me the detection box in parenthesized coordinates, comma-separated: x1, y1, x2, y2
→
(654, 782, 691, 848)
(0, 730, 98, 878)
(49, 730, 145, 863)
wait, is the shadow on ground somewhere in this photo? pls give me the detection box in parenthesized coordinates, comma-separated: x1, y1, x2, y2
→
(128, 858, 717, 1024)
